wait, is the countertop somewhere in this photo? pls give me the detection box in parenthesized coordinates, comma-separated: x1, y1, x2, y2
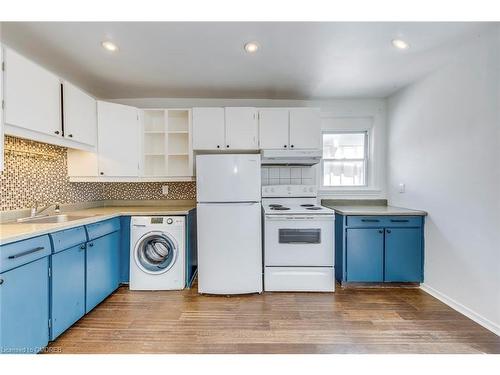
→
(0, 205, 195, 245)
(322, 204, 427, 216)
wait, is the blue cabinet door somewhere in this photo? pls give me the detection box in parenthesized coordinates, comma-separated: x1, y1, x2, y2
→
(86, 231, 120, 313)
(0, 257, 49, 354)
(346, 228, 384, 282)
(385, 228, 423, 282)
(51, 244, 86, 340)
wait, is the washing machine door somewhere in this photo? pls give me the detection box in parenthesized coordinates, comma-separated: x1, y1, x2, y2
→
(134, 231, 178, 274)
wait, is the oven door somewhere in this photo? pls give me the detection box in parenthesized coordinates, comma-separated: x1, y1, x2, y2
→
(264, 215, 334, 266)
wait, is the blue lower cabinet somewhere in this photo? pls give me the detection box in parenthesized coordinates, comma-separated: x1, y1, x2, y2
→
(384, 228, 423, 282)
(51, 244, 86, 340)
(0, 257, 50, 354)
(346, 228, 384, 282)
(86, 231, 120, 313)
(336, 215, 424, 283)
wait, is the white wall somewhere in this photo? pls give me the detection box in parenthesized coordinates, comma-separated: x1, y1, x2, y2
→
(113, 97, 387, 199)
(387, 26, 500, 334)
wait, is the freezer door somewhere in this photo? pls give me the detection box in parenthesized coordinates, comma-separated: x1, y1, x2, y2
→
(196, 154, 261, 202)
(197, 202, 262, 294)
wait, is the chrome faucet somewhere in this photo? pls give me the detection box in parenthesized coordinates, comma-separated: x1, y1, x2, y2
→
(30, 202, 61, 218)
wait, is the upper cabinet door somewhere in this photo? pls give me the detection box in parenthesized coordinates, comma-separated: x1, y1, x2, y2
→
(97, 101, 140, 177)
(192, 107, 225, 150)
(258, 109, 289, 149)
(63, 81, 97, 147)
(224, 107, 258, 150)
(289, 108, 321, 149)
(3, 48, 61, 137)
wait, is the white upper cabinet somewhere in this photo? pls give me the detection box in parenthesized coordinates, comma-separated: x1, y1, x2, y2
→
(224, 107, 258, 150)
(258, 108, 289, 149)
(192, 107, 225, 150)
(3, 48, 62, 137)
(97, 101, 140, 177)
(62, 81, 97, 146)
(289, 108, 321, 149)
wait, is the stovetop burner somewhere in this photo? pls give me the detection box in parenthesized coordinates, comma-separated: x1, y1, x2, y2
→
(300, 204, 315, 207)
(271, 206, 290, 211)
(306, 207, 323, 210)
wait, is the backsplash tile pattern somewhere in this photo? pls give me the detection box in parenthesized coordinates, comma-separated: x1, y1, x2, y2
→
(1, 136, 196, 211)
(261, 166, 316, 186)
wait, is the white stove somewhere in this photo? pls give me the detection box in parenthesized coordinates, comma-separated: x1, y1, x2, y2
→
(262, 184, 335, 293)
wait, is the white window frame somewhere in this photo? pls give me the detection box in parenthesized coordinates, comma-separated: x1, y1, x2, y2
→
(321, 130, 369, 188)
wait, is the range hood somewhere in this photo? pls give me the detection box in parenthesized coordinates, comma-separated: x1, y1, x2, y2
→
(260, 149, 322, 166)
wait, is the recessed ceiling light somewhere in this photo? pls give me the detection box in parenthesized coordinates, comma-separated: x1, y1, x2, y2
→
(392, 39, 409, 50)
(101, 41, 119, 52)
(244, 41, 260, 53)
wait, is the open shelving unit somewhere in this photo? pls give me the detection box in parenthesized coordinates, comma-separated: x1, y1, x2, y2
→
(142, 109, 193, 178)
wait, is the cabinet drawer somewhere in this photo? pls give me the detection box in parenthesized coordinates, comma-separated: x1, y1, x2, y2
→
(85, 218, 121, 241)
(0, 235, 51, 273)
(50, 226, 87, 253)
(384, 216, 422, 227)
(346, 216, 384, 227)
(264, 267, 334, 292)
(346, 216, 422, 227)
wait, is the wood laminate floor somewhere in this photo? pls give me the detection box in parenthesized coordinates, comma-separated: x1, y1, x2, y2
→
(47, 284, 500, 354)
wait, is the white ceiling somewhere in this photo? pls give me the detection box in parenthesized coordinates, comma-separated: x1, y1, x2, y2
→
(0, 22, 494, 99)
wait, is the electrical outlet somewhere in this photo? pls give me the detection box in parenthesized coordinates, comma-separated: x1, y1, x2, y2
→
(399, 183, 405, 193)
(162, 185, 169, 195)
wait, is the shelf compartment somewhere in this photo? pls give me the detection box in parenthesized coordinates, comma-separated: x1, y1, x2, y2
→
(144, 133, 166, 155)
(144, 155, 167, 176)
(167, 155, 190, 176)
(167, 110, 189, 132)
(143, 110, 166, 132)
(167, 132, 189, 155)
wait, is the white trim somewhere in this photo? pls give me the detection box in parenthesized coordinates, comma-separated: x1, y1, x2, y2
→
(420, 283, 500, 336)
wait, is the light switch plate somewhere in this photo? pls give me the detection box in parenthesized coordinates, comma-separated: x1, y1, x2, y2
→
(162, 185, 169, 195)
(399, 183, 405, 193)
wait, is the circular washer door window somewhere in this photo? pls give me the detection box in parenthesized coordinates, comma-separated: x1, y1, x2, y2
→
(134, 232, 178, 274)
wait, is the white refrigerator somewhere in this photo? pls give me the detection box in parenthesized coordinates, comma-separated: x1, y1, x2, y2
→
(196, 154, 262, 294)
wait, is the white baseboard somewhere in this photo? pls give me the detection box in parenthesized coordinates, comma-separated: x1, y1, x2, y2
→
(420, 283, 500, 336)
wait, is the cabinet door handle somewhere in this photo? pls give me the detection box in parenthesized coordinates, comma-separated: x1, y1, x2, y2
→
(361, 219, 380, 222)
(0, 279, 4, 285)
(54, 130, 60, 135)
(100, 172, 104, 175)
(284, 145, 287, 148)
(390, 219, 409, 222)
(68, 134, 73, 138)
(378, 230, 384, 233)
(217, 145, 220, 149)
(8, 246, 45, 259)
(80, 244, 86, 250)
(226, 145, 230, 148)
(386, 229, 392, 234)
(89, 242, 94, 247)
(290, 144, 294, 148)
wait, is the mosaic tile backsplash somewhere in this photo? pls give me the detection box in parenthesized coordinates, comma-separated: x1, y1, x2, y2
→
(1, 136, 196, 211)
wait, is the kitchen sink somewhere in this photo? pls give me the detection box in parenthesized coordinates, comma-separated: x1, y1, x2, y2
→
(17, 214, 92, 224)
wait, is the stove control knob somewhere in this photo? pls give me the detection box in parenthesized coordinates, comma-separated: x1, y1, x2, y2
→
(167, 218, 173, 224)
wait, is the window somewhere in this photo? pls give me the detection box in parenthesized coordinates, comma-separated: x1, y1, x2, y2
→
(322, 131, 368, 187)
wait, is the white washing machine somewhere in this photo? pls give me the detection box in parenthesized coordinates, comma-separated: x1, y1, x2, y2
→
(130, 216, 185, 290)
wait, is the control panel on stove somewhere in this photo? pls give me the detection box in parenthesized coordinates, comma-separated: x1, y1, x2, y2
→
(262, 184, 317, 197)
